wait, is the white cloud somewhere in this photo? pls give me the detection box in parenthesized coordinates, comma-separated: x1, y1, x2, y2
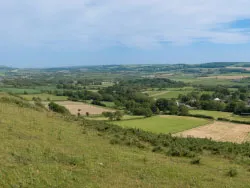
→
(1, 0, 250, 49)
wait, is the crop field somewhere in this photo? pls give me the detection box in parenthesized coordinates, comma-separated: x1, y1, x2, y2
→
(0, 87, 41, 94)
(175, 121, 250, 143)
(199, 75, 250, 80)
(145, 87, 194, 99)
(112, 115, 210, 134)
(19, 94, 68, 101)
(48, 101, 114, 115)
(189, 110, 232, 119)
(190, 110, 250, 122)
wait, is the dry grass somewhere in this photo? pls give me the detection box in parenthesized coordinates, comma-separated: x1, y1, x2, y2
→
(44, 101, 114, 115)
(175, 121, 250, 143)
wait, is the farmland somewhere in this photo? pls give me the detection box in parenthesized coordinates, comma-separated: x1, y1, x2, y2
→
(190, 110, 250, 122)
(175, 121, 250, 143)
(47, 101, 114, 115)
(112, 115, 210, 134)
(189, 110, 232, 119)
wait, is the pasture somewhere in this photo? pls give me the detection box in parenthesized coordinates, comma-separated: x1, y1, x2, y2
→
(190, 110, 250, 122)
(189, 110, 232, 119)
(0, 87, 41, 94)
(175, 121, 250, 143)
(144, 87, 194, 99)
(48, 101, 114, 115)
(112, 115, 210, 134)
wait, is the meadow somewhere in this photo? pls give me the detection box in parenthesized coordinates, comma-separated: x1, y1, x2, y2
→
(190, 110, 250, 122)
(144, 87, 194, 99)
(189, 110, 232, 119)
(1, 94, 250, 187)
(112, 115, 211, 134)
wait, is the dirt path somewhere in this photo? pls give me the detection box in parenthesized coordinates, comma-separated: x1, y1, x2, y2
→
(175, 121, 250, 143)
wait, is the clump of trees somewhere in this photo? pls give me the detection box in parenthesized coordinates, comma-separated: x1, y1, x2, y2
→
(178, 86, 250, 115)
(102, 111, 124, 121)
(155, 98, 189, 115)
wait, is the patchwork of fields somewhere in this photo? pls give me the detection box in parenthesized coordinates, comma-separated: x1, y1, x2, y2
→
(112, 115, 211, 134)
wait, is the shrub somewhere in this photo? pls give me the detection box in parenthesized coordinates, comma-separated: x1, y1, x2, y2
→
(190, 157, 201, 165)
(226, 168, 238, 177)
(91, 100, 106, 107)
(48, 102, 70, 115)
(188, 114, 214, 119)
(152, 146, 163, 153)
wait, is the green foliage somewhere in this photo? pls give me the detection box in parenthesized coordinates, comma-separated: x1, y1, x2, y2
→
(226, 168, 238, 177)
(48, 102, 70, 114)
(178, 105, 189, 116)
(102, 111, 124, 121)
(190, 157, 201, 165)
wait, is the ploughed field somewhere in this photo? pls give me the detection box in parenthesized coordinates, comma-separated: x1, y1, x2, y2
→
(45, 101, 114, 115)
(175, 121, 250, 143)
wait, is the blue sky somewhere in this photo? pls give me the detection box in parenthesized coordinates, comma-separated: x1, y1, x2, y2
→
(1, 0, 250, 68)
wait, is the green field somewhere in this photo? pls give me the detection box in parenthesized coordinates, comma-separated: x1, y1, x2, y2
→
(144, 87, 194, 99)
(0, 87, 41, 94)
(19, 94, 68, 101)
(189, 110, 232, 119)
(112, 115, 210, 134)
(190, 110, 250, 122)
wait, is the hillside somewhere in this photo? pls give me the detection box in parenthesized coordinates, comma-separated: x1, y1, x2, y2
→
(0, 94, 250, 187)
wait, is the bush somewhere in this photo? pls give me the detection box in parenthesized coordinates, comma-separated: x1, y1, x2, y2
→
(91, 100, 106, 107)
(190, 157, 201, 165)
(226, 168, 238, 177)
(48, 102, 70, 115)
(188, 114, 214, 119)
(152, 146, 163, 153)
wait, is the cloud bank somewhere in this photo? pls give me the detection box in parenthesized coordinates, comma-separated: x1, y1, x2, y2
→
(1, 0, 250, 49)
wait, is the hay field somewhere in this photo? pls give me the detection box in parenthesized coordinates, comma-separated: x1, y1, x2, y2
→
(45, 101, 114, 115)
(175, 121, 250, 143)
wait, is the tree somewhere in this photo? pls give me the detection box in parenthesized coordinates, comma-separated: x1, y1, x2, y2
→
(114, 111, 124, 120)
(132, 108, 153, 117)
(102, 112, 115, 121)
(178, 105, 189, 116)
(200, 93, 212, 101)
(155, 98, 169, 111)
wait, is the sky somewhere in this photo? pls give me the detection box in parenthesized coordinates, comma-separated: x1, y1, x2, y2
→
(1, 0, 250, 68)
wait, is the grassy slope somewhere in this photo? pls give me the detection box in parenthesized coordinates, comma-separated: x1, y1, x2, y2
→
(1, 99, 250, 187)
(113, 116, 210, 134)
